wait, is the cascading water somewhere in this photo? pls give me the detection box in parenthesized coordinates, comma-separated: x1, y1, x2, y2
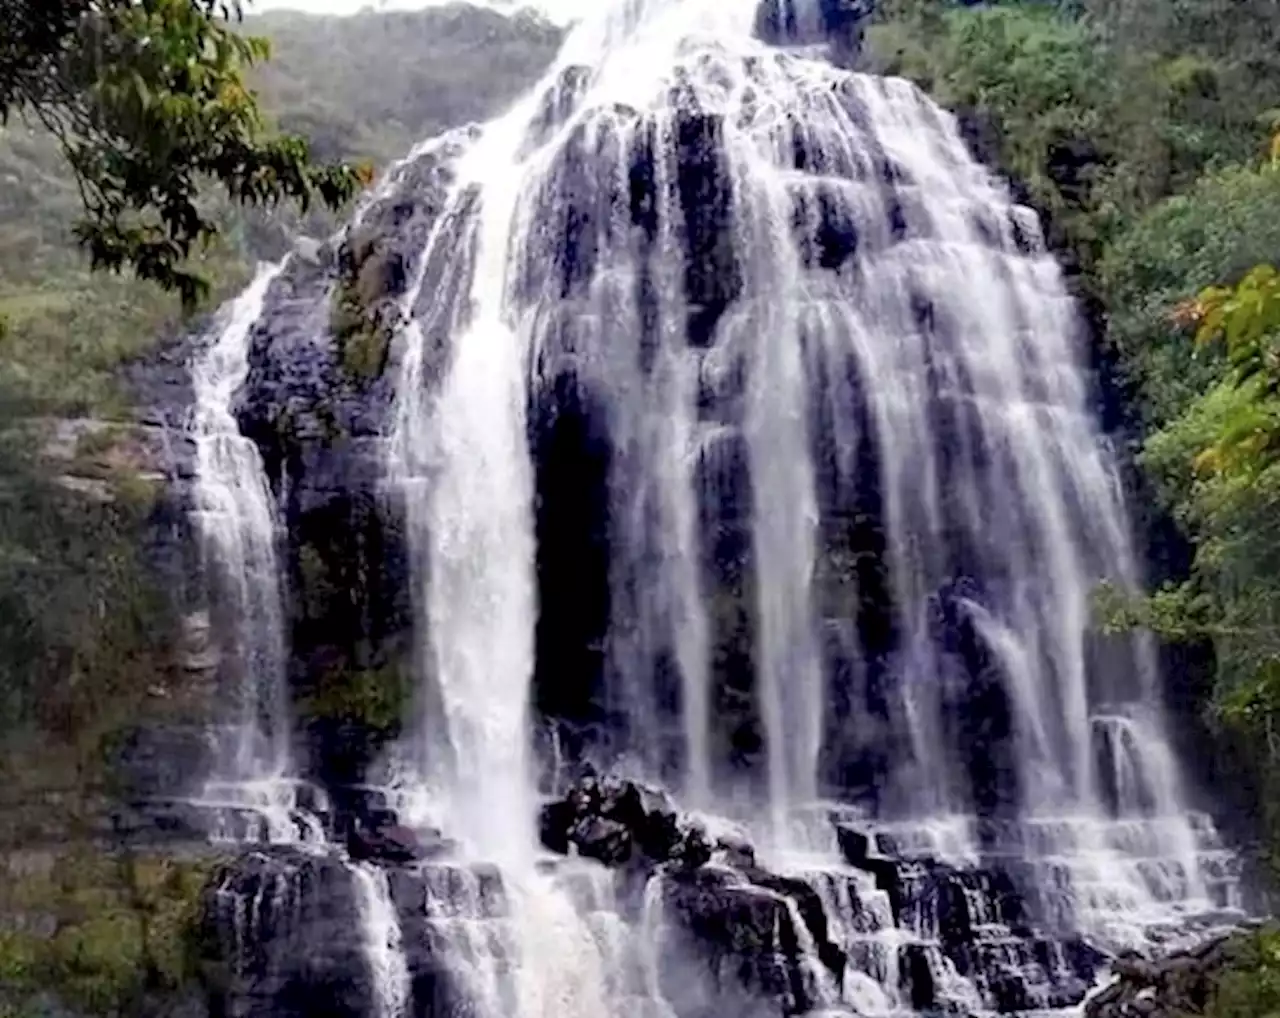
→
(390, 0, 1203, 840)
(192, 0, 1247, 1014)
(353, 863, 413, 1018)
(190, 262, 317, 843)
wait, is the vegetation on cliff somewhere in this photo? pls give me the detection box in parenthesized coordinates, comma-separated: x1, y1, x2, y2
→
(0, 851, 220, 1018)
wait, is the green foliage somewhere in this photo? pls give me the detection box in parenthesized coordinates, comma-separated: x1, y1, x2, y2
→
(1088, 132, 1280, 864)
(337, 315, 393, 382)
(1118, 140, 1280, 718)
(0, 428, 198, 881)
(252, 7, 562, 166)
(1201, 925, 1280, 1018)
(330, 232, 400, 383)
(1180, 264, 1280, 477)
(0, 850, 218, 1017)
(0, 0, 368, 304)
(300, 663, 410, 739)
(0, 6, 560, 419)
(865, 6, 1157, 259)
(866, 0, 1278, 282)
(1100, 164, 1280, 423)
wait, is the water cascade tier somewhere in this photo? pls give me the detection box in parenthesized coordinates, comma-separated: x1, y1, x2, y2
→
(179, 0, 1249, 1016)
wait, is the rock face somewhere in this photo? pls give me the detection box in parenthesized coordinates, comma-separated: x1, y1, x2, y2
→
(537, 775, 1113, 1016)
(657, 866, 839, 1018)
(538, 770, 683, 864)
(1085, 927, 1272, 1018)
(346, 810, 450, 865)
(755, 0, 874, 59)
(196, 848, 374, 1018)
(199, 791, 847, 1018)
(196, 847, 517, 1018)
(537, 775, 848, 1016)
(195, 771, 1256, 1018)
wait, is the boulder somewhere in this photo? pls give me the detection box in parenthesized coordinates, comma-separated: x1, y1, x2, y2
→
(344, 806, 455, 865)
(741, 867, 845, 982)
(658, 867, 834, 1018)
(1085, 927, 1265, 1018)
(196, 848, 520, 1018)
(538, 774, 682, 864)
(570, 815, 633, 866)
(537, 773, 848, 1017)
(348, 820, 428, 865)
(834, 823, 904, 914)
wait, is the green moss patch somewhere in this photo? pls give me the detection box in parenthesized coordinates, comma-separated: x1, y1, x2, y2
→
(0, 849, 222, 1017)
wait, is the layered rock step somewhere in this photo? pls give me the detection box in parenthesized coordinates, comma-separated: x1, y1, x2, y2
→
(198, 846, 673, 1018)
(194, 775, 1247, 1018)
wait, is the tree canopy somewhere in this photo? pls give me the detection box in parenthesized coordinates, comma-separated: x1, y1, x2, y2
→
(0, 0, 369, 305)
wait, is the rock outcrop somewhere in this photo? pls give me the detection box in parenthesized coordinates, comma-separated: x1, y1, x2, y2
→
(1085, 926, 1274, 1018)
(195, 847, 516, 1018)
(537, 775, 1117, 1017)
(193, 771, 1257, 1018)
(195, 848, 374, 1018)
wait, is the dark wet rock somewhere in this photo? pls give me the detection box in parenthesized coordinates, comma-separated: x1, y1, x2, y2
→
(539, 774, 682, 864)
(111, 724, 214, 802)
(195, 848, 372, 1018)
(196, 847, 519, 1018)
(347, 818, 428, 865)
(755, 0, 875, 61)
(742, 867, 846, 982)
(831, 820, 1115, 1011)
(676, 825, 715, 870)
(658, 866, 833, 1018)
(110, 798, 220, 847)
(835, 822, 904, 912)
(228, 138, 485, 795)
(570, 815, 634, 866)
(713, 827, 758, 870)
(539, 773, 845, 1015)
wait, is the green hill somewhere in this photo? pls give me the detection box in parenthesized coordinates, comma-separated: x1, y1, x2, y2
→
(0, 4, 561, 416)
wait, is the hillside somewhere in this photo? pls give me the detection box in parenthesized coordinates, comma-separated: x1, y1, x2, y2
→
(0, 4, 562, 416)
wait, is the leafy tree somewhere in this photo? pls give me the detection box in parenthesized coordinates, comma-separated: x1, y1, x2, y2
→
(1189, 263, 1280, 473)
(0, 0, 370, 305)
(1098, 134, 1280, 812)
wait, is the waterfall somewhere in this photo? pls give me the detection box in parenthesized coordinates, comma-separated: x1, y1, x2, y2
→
(387, 0, 1200, 837)
(176, 2, 1260, 1016)
(353, 863, 413, 1018)
(356, 0, 1238, 1012)
(190, 261, 312, 844)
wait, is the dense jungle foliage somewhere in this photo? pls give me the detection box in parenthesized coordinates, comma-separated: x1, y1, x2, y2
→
(0, 0, 369, 305)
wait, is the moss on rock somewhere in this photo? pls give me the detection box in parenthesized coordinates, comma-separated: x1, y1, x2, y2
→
(330, 230, 402, 385)
(299, 661, 410, 738)
(0, 848, 222, 1017)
